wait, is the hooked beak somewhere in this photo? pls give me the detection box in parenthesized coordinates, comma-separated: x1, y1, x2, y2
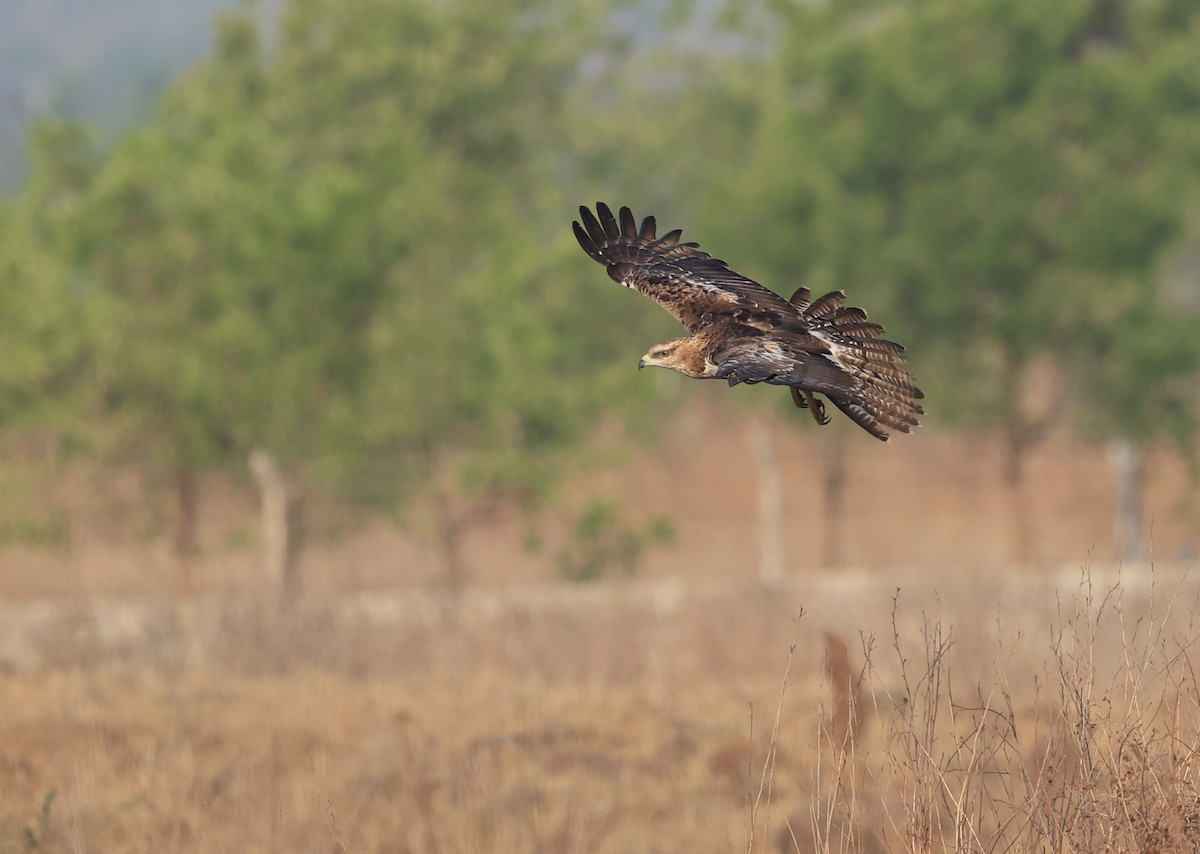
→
(638, 357, 648, 370)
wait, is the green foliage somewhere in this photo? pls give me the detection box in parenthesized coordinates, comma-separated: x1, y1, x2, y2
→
(1, 0, 705, 515)
(0, 122, 100, 437)
(0, 458, 70, 547)
(1075, 302, 1200, 445)
(736, 0, 1200, 440)
(555, 497, 675, 582)
(4, 0, 1200, 548)
(22, 786, 58, 850)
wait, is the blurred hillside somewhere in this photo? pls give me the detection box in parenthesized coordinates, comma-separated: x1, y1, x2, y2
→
(1, 0, 1199, 592)
(0, 0, 273, 192)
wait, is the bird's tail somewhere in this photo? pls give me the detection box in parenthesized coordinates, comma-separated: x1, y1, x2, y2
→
(791, 287, 925, 441)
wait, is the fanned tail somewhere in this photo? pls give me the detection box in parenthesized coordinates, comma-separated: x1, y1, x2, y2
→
(801, 290, 925, 441)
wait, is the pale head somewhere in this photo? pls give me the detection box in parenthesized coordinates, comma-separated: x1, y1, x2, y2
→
(638, 337, 708, 378)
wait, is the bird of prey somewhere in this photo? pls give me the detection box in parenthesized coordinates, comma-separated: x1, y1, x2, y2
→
(572, 202, 924, 440)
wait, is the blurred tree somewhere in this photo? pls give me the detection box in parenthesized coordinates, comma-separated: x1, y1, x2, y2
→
(266, 0, 675, 584)
(0, 121, 99, 433)
(732, 0, 1200, 564)
(0, 122, 100, 548)
(58, 17, 296, 591)
(8, 0, 1198, 582)
(14, 0, 716, 592)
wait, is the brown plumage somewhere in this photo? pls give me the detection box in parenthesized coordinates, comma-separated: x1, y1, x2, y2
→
(573, 202, 924, 440)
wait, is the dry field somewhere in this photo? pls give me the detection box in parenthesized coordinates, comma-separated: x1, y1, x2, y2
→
(2, 410, 1200, 852)
(2, 564, 1200, 852)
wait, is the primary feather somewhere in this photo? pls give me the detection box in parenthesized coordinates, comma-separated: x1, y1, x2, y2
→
(573, 202, 924, 440)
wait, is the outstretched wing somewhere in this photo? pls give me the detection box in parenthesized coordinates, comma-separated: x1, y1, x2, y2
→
(573, 202, 800, 332)
(713, 329, 924, 441)
(572, 202, 925, 440)
(711, 290, 926, 441)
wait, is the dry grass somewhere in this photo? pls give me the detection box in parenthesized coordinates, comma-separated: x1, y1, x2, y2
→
(1, 565, 1198, 852)
(790, 568, 1200, 853)
(0, 660, 809, 852)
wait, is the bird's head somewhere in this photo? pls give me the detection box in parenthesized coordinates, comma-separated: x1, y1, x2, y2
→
(638, 338, 704, 377)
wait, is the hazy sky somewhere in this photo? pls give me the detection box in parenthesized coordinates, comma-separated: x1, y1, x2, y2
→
(0, 0, 242, 191)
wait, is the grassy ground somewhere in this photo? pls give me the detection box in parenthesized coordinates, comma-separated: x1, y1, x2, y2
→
(3, 411, 1199, 851)
(1, 668, 798, 852)
(2, 565, 1198, 852)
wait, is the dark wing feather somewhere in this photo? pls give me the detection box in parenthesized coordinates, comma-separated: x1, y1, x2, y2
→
(573, 203, 926, 440)
(795, 293, 926, 439)
(573, 203, 800, 332)
(805, 290, 847, 320)
(827, 398, 893, 442)
(788, 287, 813, 310)
(710, 307, 924, 441)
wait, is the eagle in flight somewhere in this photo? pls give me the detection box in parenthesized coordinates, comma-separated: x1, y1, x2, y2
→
(573, 203, 924, 441)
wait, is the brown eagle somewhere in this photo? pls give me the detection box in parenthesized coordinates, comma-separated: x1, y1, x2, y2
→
(573, 203, 924, 440)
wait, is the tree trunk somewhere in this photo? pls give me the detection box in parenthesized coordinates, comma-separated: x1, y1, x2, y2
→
(821, 432, 848, 568)
(1002, 424, 1035, 566)
(435, 492, 469, 594)
(172, 465, 197, 596)
(997, 352, 1067, 568)
(1108, 439, 1145, 565)
(748, 421, 785, 584)
(249, 449, 302, 607)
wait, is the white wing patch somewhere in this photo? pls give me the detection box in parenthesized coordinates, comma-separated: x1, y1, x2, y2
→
(809, 329, 844, 364)
(810, 330, 867, 392)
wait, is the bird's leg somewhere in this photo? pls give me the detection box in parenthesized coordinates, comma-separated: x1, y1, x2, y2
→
(790, 388, 808, 409)
(805, 391, 831, 426)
